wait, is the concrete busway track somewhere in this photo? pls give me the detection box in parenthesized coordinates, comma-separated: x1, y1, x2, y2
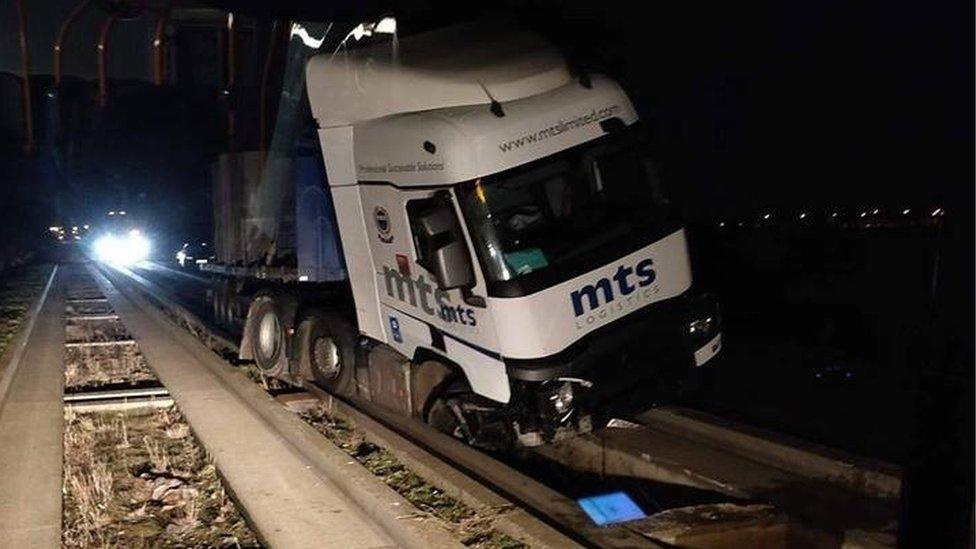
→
(112, 261, 903, 547)
(0, 265, 61, 547)
(88, 263, 473, 549)
(93, 262, 596, 547)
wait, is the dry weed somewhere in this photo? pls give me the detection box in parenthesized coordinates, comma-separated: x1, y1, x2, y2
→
(64, 345, 156, 390)
(63, 408, 260, 548)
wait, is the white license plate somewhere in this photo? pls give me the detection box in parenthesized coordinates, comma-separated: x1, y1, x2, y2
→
(694, 333, 722, 367)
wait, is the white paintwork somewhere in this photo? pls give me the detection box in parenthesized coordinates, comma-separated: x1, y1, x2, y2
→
(489, 230, 693, 359)
(319, 127, 386, 340)
(380, 303, 431, 354)
(361, 185, 501, 350)
(352, 76, 637, 186)
(307, 22, 571, 128)
(443, 336, 510, 403)
(360, 183, 511, 402)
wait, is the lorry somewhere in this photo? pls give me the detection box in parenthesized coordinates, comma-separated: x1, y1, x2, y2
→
(203, 19, 722, 448)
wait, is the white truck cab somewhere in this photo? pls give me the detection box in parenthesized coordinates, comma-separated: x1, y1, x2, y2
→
(298, 20, 721, 446)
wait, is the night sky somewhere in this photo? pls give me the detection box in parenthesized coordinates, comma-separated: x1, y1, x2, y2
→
(0, 0, 971, 247)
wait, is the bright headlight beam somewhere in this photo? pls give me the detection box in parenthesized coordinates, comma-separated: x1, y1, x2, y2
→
(94, 232, 151, 265)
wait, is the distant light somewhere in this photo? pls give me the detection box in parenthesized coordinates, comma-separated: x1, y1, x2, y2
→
(48, 226, 61, 232)
(73, 235, 80, 240)
(799, 212, 807, 219)
(108, 211, 115, 216)
(128, 228, 140, 236)
(872, 208, 880, 215)
(201, 242, 207, 247)
(298, 275, 310, 282)
(176, 249, 187, 267)
(195, 259, 208, 265)
(902, 208, 911, 215)
(119, 211, 126, 216)
(931, 207, 944, 217)
(762, 213, 771, 220)
(71, 226, 79, 233)
(719, 221, 725, 227)
(860, 212, 867, 218)
(83, 224, 89, 230)
(95, 233, 150, 265)
(831, 212, 838, 218)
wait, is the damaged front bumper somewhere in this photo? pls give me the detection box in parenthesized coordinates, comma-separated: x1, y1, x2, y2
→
(503, 293, 722, 446)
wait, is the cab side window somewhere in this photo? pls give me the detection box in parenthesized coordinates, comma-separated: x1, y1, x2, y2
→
(405, 192, 475, 291)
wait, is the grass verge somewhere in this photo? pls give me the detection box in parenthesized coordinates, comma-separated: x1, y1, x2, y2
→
(0, 263, 50, 359)
(301, 406, 526, 549)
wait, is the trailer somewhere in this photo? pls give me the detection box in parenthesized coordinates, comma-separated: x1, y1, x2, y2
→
(202, 19, 722, 448)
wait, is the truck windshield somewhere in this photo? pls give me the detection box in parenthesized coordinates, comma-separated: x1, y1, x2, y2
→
(459, 125, 672, 285)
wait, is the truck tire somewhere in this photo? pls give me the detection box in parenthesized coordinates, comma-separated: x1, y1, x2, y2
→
(297, 310, 356, 397)
(250, 298, 286, 375)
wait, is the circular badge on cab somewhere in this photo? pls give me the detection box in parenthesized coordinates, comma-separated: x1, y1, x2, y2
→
(374, 206, 393, 243)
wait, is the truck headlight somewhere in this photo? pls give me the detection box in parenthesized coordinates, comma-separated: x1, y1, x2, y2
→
(95, 231, 151, 265)
(687, 294, 721, 343)
(688, 316, 715, 336)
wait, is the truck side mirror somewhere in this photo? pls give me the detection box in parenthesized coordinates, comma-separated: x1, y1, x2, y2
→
(414, 193, 475, 290)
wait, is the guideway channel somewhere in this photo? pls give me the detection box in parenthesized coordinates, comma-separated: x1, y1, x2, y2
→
(87, 264, 459, 548)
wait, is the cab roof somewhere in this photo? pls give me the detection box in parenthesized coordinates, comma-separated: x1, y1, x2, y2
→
(351, 75, 639, 186)
(306, 21, 572, 128)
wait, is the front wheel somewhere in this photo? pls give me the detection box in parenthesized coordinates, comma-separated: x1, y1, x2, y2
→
(296, 310, 357, 397)
(426, 396, 473, 442)
(425, 386, 511, 450)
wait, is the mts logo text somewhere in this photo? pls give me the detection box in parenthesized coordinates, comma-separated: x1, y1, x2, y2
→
(383, 267, 477, 326)
(571, 258, 656, 317)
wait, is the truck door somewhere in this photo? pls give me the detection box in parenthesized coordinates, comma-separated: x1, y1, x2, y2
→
(360, 184, 510, 403)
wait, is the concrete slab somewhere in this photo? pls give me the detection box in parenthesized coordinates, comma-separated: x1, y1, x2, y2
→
(275, 391, 321, 414)
(0, 267, 63, 548)
(635, 503, 792, 548)
(538, 425, 898, 542)
(93, 265, 461, 549)
(638, 407, 901, 499)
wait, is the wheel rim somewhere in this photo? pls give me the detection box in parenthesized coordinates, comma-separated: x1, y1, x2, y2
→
(256, 311, 281, 366)
(312, 336, 341, 379)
